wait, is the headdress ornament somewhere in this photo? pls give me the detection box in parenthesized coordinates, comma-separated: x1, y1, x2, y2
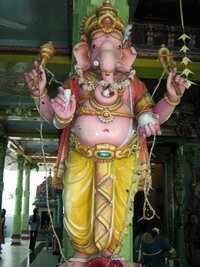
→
(80, 0, 125, 39)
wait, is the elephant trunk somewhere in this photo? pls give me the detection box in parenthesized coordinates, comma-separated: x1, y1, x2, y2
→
(99, 49, 116, 84)
(92, 38, 121, 84)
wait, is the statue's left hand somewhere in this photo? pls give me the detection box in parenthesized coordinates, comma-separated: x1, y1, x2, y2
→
(166, 68, 187, 101)
(138, 113, 161, 138)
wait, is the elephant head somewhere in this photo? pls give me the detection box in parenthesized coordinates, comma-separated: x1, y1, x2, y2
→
(73, 32, 137, 105)
(73, 32, 137, 83)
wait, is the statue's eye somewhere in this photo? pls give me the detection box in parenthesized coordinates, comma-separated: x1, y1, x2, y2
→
(92, 44, 97, 49)
(117, 45, 122, 50)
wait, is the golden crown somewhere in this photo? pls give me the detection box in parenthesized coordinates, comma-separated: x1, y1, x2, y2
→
(80, 0, 125, 40)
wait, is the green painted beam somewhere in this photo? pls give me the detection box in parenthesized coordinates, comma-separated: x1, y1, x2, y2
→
(134, 58, 200, 80)
(0, 54, 71, 65)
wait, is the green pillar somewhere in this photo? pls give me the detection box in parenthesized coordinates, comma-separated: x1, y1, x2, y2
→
(21, 162, 31, 240)
(0, 136, 8, 209)
(174, 145, 187, 267)
(120, 226, 133, 261)
(11, 154, 25, 245)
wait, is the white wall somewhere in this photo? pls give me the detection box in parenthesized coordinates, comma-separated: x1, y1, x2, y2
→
(2, 169, 47, 236)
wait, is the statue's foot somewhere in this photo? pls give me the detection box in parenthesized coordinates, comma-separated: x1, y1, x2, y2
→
(57, 253, 92, 267)
(57, 262, 88, 267)
(121, 260, 143, 267)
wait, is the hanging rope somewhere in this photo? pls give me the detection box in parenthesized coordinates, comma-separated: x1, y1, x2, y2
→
(38, 102, 67, 262)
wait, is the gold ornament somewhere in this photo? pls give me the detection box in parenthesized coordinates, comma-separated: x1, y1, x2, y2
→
(39, 41, 55, 68)
(163, 93, 181, 106)
(31, 88, 48, 100)
(80, 0, 125, 40)
(54, 114, 74, 125)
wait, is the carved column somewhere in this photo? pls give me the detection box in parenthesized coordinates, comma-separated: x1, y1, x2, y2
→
(0, 136, 8, 208)
(21, 162, 31, 240)
(11, 154, 24, 245)
(186, 145, 200, 215)
(174, 145, 187, 267)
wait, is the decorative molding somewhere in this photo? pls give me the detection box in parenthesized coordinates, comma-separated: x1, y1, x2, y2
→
(132, 21, 200, 50)
(0, 46, 69, 55)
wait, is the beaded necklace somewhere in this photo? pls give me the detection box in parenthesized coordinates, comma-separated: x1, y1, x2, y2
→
(75, 64, 136, 92)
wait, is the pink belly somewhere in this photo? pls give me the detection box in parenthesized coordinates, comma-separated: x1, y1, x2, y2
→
(71, 115, 135, 147)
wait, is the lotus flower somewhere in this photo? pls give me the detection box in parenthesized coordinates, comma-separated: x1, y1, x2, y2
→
(88, 257, 124, 267)
(88, 258, 108, 267)
(107, 259, 124, 267)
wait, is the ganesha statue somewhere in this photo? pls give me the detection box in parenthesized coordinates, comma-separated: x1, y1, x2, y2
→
(25, 1, 186, 266)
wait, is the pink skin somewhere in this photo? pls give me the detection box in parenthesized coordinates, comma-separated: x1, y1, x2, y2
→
(73, 41, 91, 71)
(120, 46, 137, 73)
(25, 61, 77, 125)
(25, 62, 54, 122)
(50, 87, 76, 120)
(139, 68, 186, 138)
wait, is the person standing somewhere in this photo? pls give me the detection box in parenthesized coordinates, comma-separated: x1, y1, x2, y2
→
(0, 209, 6, 255)
(136, 227, 176, 266)
(28, 207, 40, 252)
(184, 214, 200, 267)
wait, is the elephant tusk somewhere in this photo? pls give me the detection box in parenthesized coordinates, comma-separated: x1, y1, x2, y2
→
(93, 60, 100, 67)
(116, 62, 122, 69)
(103, 88, 110, 97)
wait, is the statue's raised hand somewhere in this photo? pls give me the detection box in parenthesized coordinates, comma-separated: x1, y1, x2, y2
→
(166, 68, 186, 102)
(25, 61, 47, 98)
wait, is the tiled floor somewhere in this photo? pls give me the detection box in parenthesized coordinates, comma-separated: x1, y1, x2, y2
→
(0, 238, 60, 267)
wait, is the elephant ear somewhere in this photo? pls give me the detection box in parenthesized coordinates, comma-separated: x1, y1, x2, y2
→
(73, 41, 91, 71)
(121, 46, 137, 73)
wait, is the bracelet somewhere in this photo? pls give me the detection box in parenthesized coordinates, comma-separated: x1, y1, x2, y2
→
(163, 93, 181, 106)
(54, 114, 74, 125)
(31, 88, 48, 100)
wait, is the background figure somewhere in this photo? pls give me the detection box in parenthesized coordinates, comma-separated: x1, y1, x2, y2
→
(134, 219, 149, 261)
(0, 209, 6, 255)
(135, 226, 176, 266)
(28, 208, 40, 252)
(184, 214, 200, 267)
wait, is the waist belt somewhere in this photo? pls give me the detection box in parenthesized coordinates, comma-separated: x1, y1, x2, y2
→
(69, 134, 138, 162)
(142, 249, 162, 256)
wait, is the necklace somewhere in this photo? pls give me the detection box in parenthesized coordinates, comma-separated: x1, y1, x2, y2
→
(89, 97, 123, 123)
(75, 65, 136, 92)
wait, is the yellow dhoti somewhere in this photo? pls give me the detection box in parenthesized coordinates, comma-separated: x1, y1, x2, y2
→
(63, 134, 141, 255)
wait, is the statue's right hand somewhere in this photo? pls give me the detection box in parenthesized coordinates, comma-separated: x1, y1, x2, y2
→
(24, 61, 47, 97)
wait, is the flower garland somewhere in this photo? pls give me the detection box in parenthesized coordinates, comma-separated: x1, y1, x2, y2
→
(75, 64, 136, 92)
(88, 258, 124, 267)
